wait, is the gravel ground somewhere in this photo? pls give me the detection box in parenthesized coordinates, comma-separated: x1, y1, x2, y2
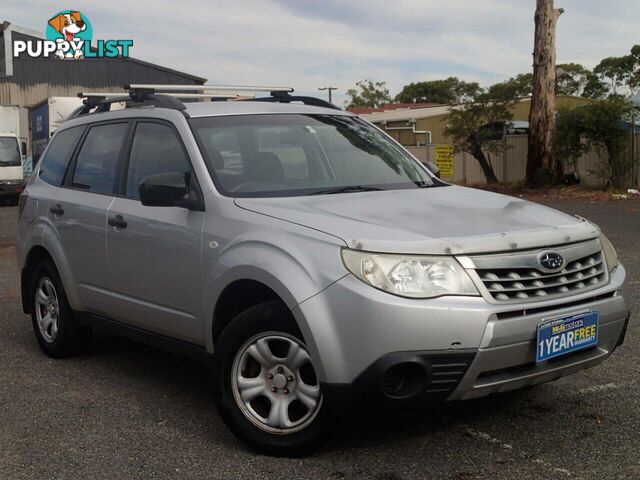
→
(0, 198, 638, 480)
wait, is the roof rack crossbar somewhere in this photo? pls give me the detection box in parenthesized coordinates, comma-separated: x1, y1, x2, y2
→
(124, 84, 294, 94)
(70, 90, 187, 120)
(78, 92, 240, 99)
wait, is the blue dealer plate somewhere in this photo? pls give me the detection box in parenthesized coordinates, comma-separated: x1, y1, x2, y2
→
(536, 310, 599, 362)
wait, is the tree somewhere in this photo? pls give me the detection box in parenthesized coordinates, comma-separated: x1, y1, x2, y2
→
(345, 79, 391, 108)
(582, 71, 610, 99)
(487, 73, 533, 99)
(553, 107, 589, 172)
(443, 86, 521, 184)
(629, 45, 640, 93)
(395, 77, 480, 104)
(593, 55, 636, 96)
(555, 63, 590, 96)
(554, 98, 634, 189)
(526, 0, 563, 187)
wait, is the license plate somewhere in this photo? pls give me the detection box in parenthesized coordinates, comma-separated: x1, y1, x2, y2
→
(536, 310, 599, 362)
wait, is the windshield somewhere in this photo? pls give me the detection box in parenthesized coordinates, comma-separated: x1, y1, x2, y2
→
(189, 114, 440, 197)
(0, 137, 21, 167)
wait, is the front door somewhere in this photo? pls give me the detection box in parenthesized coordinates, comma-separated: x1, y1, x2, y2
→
(105, 120, 205, 344)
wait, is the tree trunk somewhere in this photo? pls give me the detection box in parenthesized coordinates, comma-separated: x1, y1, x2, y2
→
(469, 144, 499, 184)
(526, 0, 563, 187)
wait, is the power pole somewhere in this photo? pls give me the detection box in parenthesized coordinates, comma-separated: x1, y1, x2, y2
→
(526, 0, 563, 186)
(319, 86, 338, 104)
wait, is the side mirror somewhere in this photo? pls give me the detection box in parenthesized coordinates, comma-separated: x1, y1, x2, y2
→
(424, 161, 441, 178)
(21, 142, 27, 156)
(139, 172, 188, 207)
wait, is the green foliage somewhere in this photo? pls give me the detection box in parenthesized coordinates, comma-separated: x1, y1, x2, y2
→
(554, 98, 635, 188)
(554, 107, 588, 167)
(556, 63, 590, 96)
(582, 71, 610, 99)
(345, 79, 391, 108)
(395, 77, 480, 104)
(593, 55, 636, 95)
(486, 74, 533, 100)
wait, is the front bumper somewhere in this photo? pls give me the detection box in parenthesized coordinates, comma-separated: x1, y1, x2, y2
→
(295, 265, 628, 409)
(0, 182, 24, 197)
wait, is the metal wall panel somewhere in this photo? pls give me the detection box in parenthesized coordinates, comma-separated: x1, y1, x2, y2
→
(0, 31, 205, 107)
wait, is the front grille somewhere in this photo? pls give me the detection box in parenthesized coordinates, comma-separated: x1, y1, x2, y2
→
(468, 240, 609, 303)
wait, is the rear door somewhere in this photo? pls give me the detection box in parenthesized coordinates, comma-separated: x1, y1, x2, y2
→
(104, 120, 205, 344)
(48, 121, 129, 313)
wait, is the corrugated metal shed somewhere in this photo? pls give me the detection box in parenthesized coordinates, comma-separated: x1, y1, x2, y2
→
(0, 22, 207, 106)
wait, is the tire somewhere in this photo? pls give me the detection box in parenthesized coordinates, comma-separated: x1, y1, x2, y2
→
(30, 259, 92, 358)
(212, 300, 336, 456)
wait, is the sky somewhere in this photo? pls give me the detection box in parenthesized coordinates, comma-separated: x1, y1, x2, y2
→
(3, 1, 640, 105)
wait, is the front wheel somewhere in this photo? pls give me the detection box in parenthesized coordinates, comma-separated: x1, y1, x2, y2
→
(212, 301, 336, 456)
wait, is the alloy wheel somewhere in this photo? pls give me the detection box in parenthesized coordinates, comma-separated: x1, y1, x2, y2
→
(35, 277, 60, 343)
(231, 332, 322, 434)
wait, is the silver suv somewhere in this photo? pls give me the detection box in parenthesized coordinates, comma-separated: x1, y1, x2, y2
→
(16, 86, 630, 456)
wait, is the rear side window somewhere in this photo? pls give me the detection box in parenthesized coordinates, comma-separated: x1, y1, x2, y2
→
(71, 123, 128, 194)
(39, 126, 84, 186)
(125, 122, 191, 199)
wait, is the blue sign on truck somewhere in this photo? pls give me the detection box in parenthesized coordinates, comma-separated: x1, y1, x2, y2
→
(31, 102, 50, 165)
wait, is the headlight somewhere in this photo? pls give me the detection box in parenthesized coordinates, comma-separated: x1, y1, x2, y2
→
(599, 233, 618, 273)
(341, 249, 479, 298)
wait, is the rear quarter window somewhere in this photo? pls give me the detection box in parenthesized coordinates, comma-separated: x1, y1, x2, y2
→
(39, 126, 84, 186)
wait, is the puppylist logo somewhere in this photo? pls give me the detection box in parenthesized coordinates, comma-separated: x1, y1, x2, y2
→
(13, 11, 133, 60)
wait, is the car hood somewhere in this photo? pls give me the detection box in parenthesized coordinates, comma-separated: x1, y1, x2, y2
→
(234, 186, 600, 255)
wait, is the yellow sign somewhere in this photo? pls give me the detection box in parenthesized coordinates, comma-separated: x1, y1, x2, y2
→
(434, 145, 454, 177)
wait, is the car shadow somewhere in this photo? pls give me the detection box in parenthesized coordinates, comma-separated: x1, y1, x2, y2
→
(84, 330, 545, 455)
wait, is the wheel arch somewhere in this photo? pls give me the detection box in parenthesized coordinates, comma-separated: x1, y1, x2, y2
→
(212, 278, 290, 345)
(21, 243, 81, 314)
(206, 262, 327, 371)
(21, 245, 55, 314)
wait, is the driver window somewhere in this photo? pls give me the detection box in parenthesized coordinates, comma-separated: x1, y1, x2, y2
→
(126, 122, 191, 199)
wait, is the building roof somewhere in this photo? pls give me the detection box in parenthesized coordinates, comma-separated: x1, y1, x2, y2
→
(347, 102, 442, 115)
(360, 104, 452, 123)
(360, 95, 587, 124)
(0, 21, 206, 83)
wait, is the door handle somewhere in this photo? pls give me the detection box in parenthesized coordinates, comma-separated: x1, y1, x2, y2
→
(108, 214, 127, 229)
(49, 204, 64, 216)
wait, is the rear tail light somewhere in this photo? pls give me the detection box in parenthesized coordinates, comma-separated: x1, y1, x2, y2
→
(17, 192, 28, 220)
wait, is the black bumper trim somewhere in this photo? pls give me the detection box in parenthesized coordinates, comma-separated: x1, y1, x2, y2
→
(616, 310, 631, 347)
(321, 349, 477, 412)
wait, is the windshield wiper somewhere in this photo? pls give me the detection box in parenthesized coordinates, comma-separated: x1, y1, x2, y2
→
(413, 180, 438, 188)
(310, 185, 385, 195)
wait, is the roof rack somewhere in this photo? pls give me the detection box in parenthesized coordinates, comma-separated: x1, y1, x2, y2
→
(124, 84, 294, 94)
(246, 91, 340, 110)
(77, 92, 241, 99)
(70, 84, 339, 119)
(69, 90, 187, 119)
(124, 84, 340, 109)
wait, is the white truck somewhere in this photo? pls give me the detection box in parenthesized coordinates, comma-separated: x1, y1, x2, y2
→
(30, 96, 125, 172)
(0, 105, 28, 201)
(30, 97, 85, 169)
